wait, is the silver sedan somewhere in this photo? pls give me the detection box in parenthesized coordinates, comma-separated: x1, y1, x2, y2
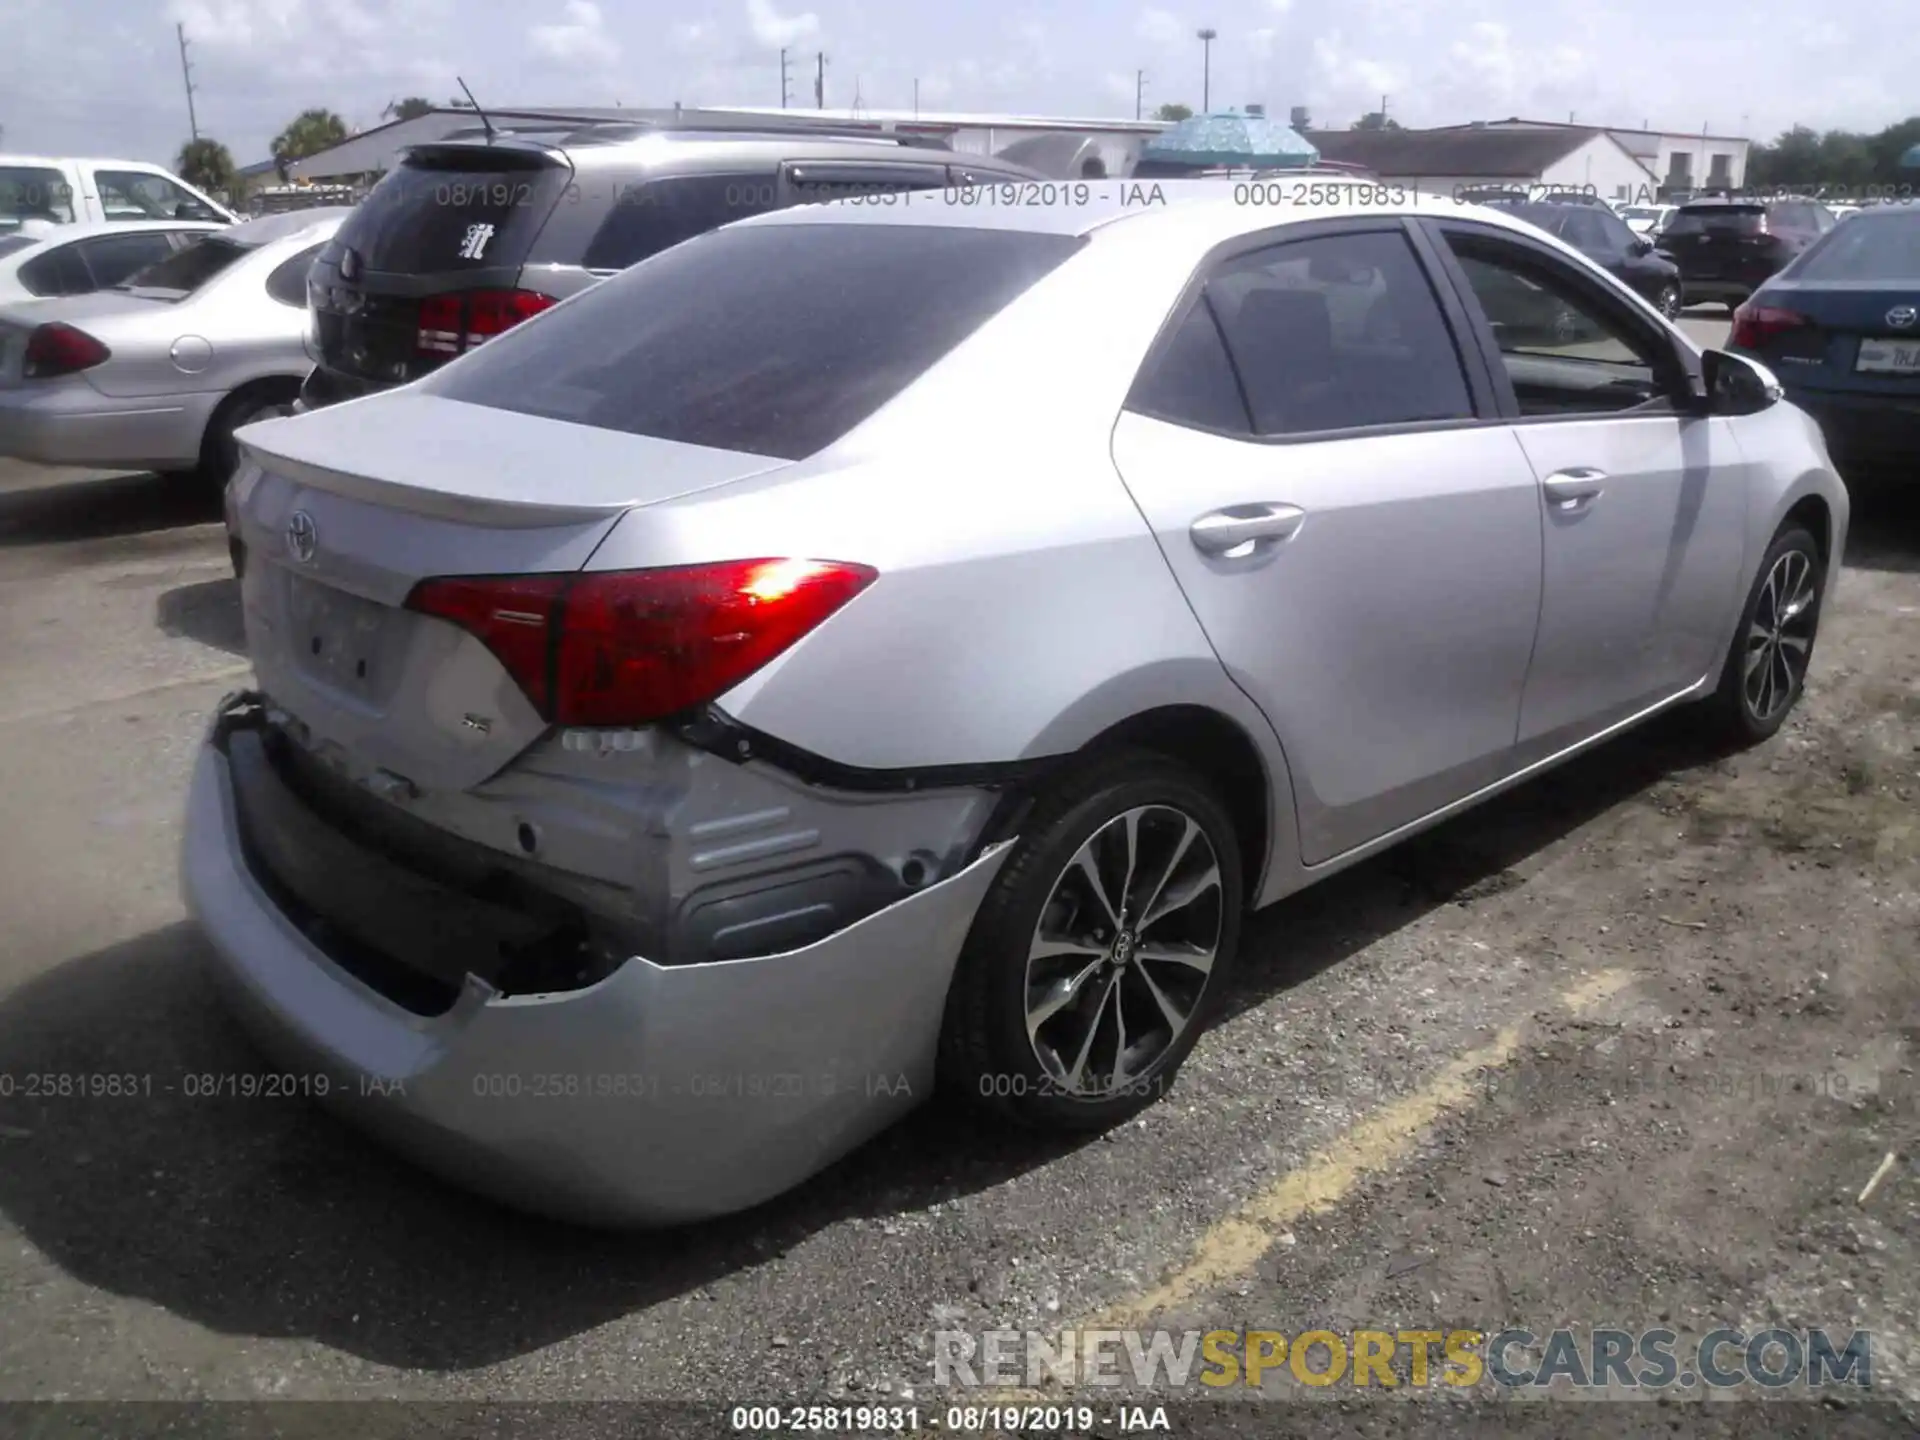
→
(185, 185, 1847, 1225)
(0, 208, 348, 480)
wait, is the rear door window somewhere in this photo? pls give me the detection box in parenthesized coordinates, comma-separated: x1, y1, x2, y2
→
(18, 243, 92, 296)
(335, 154, 570, 274)
(426, 222, 1083, 460)
(0, 166, 76, 225)
(1206, 229, 1475, 436)
(1127, 297, 1251, 435)
(581, 173, 787, 271)
(75, 231, 178, 287)
(115, 236, 248, 295)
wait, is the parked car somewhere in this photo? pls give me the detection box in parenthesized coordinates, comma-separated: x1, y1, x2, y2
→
(0, 219, 226, 303)
(1660, 197, 1838, 311)
(298, 124, 1048, 411)
(0, 155, 236, 235)
(1726, 201, 1920, 471)
(1620, 203, 1676, 238)
(191, 187, 1845, 1226)
(0, 209, 347, 482)
(1504, 201, 1685, 318)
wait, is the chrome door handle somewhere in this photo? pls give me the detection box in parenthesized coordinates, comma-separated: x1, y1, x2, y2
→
(1541, 467, 1606, 508)
(1189, 503, 1306, 558)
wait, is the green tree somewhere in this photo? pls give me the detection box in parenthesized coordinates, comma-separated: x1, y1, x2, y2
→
(175, 137, 237, 198)
(270, 108, 349, 181)
(384, 96, 435, 121)
(1352, 111, 1401, 131)
(1155, 103, 1193, 123)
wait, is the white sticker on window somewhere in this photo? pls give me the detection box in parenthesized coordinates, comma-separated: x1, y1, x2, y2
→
(457, 223, 495, 260)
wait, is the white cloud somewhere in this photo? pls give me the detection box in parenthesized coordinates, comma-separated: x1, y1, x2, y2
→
(1136, 8, 1186, 47)
(746, 0, 820, 48)
(1268, 0, 1294, 12)
(528, 0, 619, 65)
(1248, 27, 1277, 61)
(671, 21, 713, 49)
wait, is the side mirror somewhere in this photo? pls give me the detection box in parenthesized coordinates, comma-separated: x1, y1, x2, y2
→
(1630, 236, 1655, 256)
(1699, 349, 1783, 416)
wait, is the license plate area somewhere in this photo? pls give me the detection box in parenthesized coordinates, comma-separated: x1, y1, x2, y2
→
(285, 571, 401, 699)
(1856, 338, 1920, 375)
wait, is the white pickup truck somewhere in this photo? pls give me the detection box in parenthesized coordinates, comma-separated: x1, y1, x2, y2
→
(1, 155, 236, 237)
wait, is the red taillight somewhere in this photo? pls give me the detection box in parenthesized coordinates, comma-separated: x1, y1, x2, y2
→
(405, 574, 568, 713)
(1730, 303, 1807, 349)
(22, 322, 110, 379)
(415, 289, 555, 356)
(405, 559, 877, 727)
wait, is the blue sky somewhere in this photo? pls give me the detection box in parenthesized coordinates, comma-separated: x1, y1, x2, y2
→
(1, 0, 1910, 167)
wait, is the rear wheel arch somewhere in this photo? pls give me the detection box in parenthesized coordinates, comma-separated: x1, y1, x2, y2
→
(1070, 705, 1274, 905)
(197, 375, 302, 484)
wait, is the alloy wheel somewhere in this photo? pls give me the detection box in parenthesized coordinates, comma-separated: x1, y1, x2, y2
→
(1657, 285, 1681, 319)
(1023, 805, 1223, 1097)
(1742, 549, 1818, 723)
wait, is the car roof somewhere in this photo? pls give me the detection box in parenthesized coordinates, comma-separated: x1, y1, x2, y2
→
(10, 218, 226, 244)
(0, 154, 186, 169)
(734, 179, 1568, 246)
(220, 208, 354, 247)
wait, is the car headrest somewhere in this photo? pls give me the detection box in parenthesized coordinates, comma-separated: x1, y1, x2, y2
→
(1234, 287, 1335, 374)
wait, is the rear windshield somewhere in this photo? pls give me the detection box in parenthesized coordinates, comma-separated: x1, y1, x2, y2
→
(1791, 211, 1920, 282)
(425, 222, 1083, 460)
(0, 165, 76, 226)
(115, 236, 247, 295)
(1665, 205, 1765, 235)
(333, 153, 568, 273)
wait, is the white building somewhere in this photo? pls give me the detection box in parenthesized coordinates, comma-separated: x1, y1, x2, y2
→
(1307, 124, 1660, 204)
(1427, 118, 1751, 197)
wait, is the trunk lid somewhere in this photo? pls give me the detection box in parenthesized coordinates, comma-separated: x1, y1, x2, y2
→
(309, 144, 573, 389)
(1746, 280, 1920, 395)
(232, 392, 789, 793)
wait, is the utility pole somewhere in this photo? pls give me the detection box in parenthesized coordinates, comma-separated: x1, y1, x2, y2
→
(1379, 93, 1388, 126)
(1136, 69, 1146, 121)
(815, 52, 826, 109)
(1197, 29, 1217, 113)
(913, 78, 919, 116)
(780, 49, 791, 108)
(176, 23, 200, 141)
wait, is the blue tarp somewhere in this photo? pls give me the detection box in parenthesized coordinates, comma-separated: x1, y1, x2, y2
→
(1139, 112, 1319, 169)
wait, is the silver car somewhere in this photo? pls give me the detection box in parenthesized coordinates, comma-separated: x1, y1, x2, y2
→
(0, 219, 226, 304)
(0, 208, 348, 480)
(185, 186, 1848, 1226)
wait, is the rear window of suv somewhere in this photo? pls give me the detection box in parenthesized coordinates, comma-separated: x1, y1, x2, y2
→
(425, 222, 1083, 460)
(333, 151, 570, 273)
(1664, 205, 1766, 236)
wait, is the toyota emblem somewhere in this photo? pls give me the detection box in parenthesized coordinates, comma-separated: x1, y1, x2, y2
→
(337, 247, 362, 281)
(1887, 305, 1917, 330)
(285, 510, 318, 563)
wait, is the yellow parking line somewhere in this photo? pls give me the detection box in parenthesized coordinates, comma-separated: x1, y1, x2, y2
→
(972, 967, 1636, 1404)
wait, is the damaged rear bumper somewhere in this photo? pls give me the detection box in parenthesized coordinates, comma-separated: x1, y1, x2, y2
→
(181, 696, 1012, 1227)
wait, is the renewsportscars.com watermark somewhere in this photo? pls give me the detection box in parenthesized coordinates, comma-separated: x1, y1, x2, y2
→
(934, 1326, 1875, 1392)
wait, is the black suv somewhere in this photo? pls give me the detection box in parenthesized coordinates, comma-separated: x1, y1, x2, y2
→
(1658, 197, 1837, 312)
(1505, 202, 1685, 318)
(300, 123, 1045, 409)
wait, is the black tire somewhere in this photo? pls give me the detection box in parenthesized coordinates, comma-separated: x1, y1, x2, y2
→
(1701, 525, 1825, 747)
(198, 386, 296, 489)
(938, 749, 1244, 1132)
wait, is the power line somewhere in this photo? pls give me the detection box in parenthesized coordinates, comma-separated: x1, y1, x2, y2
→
(176, 23, 200, 141)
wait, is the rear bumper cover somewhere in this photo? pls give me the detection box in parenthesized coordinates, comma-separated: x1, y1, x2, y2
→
(182, 695, 1013, 1226)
